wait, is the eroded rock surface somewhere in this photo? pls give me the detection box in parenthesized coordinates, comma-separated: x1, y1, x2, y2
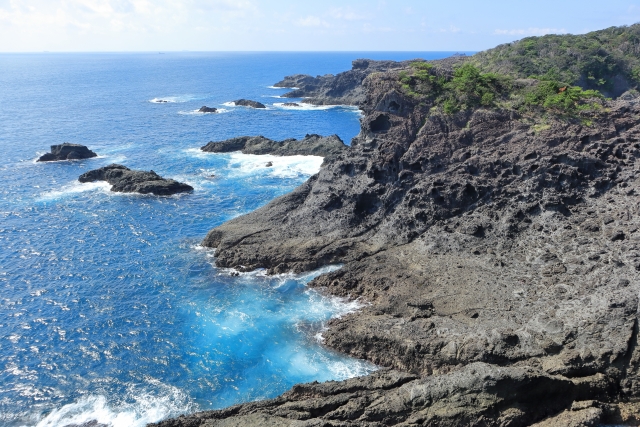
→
(38, 143, 97, 162)
(179, 58, 640, 425)
(273, 58, 463, 106)
(79, 164, 193, 196)
(232, 99, 266, 109)
(201, 134, 348, 159)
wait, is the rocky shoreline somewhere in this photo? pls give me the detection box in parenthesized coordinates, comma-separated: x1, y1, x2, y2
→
(155, 27, 640, 426)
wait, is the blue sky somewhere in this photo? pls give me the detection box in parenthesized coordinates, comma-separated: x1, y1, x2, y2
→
(1, 0, 639, 52)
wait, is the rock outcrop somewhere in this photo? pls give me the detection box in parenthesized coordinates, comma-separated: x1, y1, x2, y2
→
(201, 134, 348, 159)
(232, 99, 266, 109)
(273, 58, 442, 106)
(199, 106, 217, 113)
(176, 60, 640, 424)
(78, 164, 193, 196)
(37, 143, 97, 162)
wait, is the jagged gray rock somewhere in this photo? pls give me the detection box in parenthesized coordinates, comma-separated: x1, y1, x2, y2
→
(273, 58, 465, 106)
(78, 164, 193, 196)
(186, 61, 640, 425)
(199, 106, 217, 113)
(37, 143, 97, 162)
(232, 99, 266, 109)
(201, 134, 348, 159)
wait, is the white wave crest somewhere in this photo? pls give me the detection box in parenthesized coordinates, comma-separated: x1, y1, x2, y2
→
(267, 86, 299, 89)
(149, 95, 198, 104)
(34, 384, 196, 427)
(222, 101, 271, 110)
(272, 103, 361, 113)
(38, 181, 112, 201)
(227, 153, 323, 178)
(178, 108, 229, 115)
(327, 358, 377, 380)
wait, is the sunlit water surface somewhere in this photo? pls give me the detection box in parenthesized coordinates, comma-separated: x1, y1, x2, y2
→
(0, 51, 466, 426)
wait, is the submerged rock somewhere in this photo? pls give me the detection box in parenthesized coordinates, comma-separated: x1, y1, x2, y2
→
(233, 99, 266, 109)
(37, 143, 97, 162)
(282, 102, 300, 107)
(201, 134, 347, 159)
(198, 106, 218, 113)
(78, 164, 193, 196)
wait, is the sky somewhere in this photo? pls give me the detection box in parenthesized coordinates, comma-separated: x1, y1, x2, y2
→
(1, 0, 640, 52)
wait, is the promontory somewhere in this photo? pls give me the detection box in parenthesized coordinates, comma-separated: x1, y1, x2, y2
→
(155, 24, 640, 426)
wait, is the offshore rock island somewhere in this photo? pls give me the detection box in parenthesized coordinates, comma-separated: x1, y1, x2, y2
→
(79, 164, 193, 196)
(201, 134, 348, 159)
(157, 25, 640, 426)
(37, 143, 97, 162)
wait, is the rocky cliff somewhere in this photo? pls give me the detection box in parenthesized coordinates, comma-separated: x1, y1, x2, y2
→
(274, 59, 422, 105)
(156, 28, 640, 427)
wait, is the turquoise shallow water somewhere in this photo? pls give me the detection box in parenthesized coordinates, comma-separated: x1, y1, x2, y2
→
(0, 51, 466, 426)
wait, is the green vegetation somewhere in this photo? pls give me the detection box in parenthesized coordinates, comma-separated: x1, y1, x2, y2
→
(397, 24, 640, 118)
(471, 24, 640, 93)
(399, 61, 604, 117)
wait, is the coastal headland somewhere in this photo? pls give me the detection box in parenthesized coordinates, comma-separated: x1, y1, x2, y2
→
(155, 25, 640, 426)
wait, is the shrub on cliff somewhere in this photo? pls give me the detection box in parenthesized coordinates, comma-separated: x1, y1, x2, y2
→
(398, 61, 604, 117)
(472, 24, 640, 96)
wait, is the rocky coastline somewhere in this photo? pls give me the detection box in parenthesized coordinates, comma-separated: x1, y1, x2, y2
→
(156, 26, 640, 426)
(79, 164, 193, 196)
(273, 58, 441, 106)
(201, 134, 348, 159)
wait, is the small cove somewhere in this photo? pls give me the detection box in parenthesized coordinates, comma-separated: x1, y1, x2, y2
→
(0, 51, 457, 425)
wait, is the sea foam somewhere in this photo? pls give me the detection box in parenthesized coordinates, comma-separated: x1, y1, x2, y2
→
(38, 181, 112, 201)
(227, 153, 323, 178)
(34, 383, 195, 427)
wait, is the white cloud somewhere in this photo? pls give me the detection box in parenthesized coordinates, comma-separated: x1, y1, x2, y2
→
(329, 7, 367, 21)
(296, 15, 329, 28)
(494, 27, 567, 36)
(191, 0, 256, 14)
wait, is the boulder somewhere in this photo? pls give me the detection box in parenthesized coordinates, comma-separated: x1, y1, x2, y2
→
(78, 164, 193, 196)
(198, 106, 218, 113)
(233, 99, 266, 109)
(37, 143, 97, 162)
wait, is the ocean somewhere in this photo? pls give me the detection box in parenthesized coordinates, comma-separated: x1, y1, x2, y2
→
(0, 51, 466, 426)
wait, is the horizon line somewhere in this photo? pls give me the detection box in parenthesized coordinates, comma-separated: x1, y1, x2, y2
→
(0, 50, 478, 54)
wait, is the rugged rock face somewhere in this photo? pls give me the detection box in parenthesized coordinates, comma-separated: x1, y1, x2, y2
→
(37, 143, 97, 162)
(233, 99, 266, 109)
(78, 164, 193, 196)
(152, 364, 640, 426)
(273, 59, 417, 106)
(199, 106, 218, 113)
(201, 134, 348, 159)
(174, 60, 640, 425)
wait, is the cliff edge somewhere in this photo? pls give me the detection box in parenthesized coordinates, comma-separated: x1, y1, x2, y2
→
(155, 25, 640, 426)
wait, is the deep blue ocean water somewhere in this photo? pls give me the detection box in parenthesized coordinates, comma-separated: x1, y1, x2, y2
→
(0, 51, 468, 426)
